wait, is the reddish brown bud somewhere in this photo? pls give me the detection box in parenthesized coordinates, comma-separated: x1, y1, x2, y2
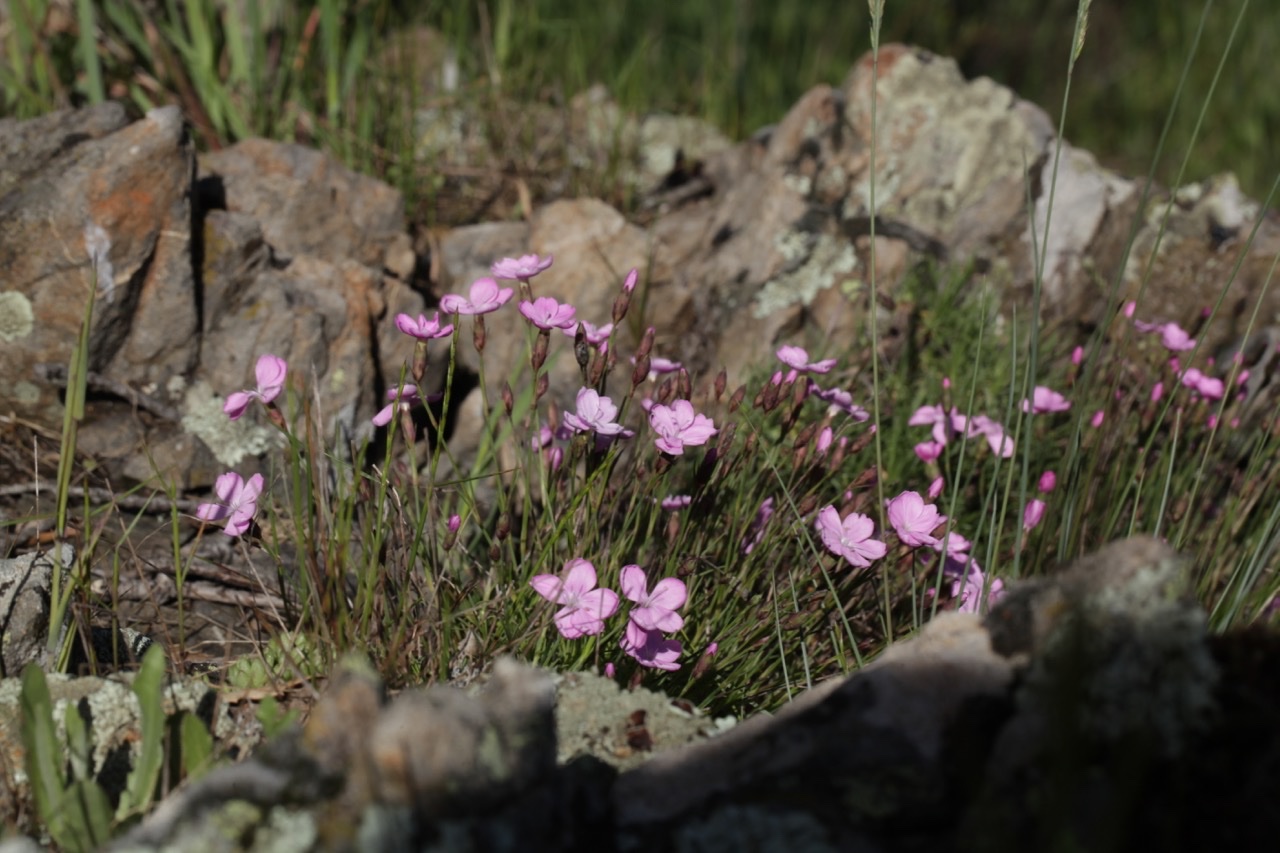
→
(631, 354, 651, 388)
(473, 314, 487, 353)
(676, 369, 692, 401)
(412, 340, 429, 383)
(713, 369, 727, 401)
(797, 494, 819, 516)
(791, 445, 808, 469)
(574, 326, 590, 375)
(535, 373, 550, 403)
(532, 330, 550, 373)
(588, 352, 606, 386)
(657, 377, 676, 405)
(489, 543, 502, 560)
(636, 326, 656, 360)
(666, 512, 680, 544)
(792, 423, 818, 450)
(496, 512, 511, 540)
(611, 291, 631, 325)
(502, 381, 515, 416)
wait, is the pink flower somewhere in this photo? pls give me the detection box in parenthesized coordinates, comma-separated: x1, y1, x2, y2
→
(811, 383, 870, 420)
(1123, 300, 1136, 319)
(620, 564, 687, 633)
(1021, 386, 1071, 414)
(604, 662, 616, 679)
(563, 387, 626, 436)
(372, 384, 419, 427)
(1023, 498, 1046, 532)
(909, 404, 951, 445)
(395, 311, 454, 340)
(886, 490, 946, 548)
(930, 530, 971, 556)
(661, 495, 692, 511)
(914, 440, 944, 463)
(621, 622, 682, 670)
(961, 414, 1014, 457)
(529, 558, 619, 639)
(1135, 319, 1196, 352)
(742, 497, 775, 554)
(1071, 346, 1084, 366)
(776, 345, 837, 374)
(1180, 368, 1225, 399)
(196, 472, 264, 537)
(815, 505, 886, 568)
(649, 400, 717, 455)
(1038, 470, 1057, 493)
(1151, 381, 1164, 403)
(622, 268, 639, 293)
(1090, 409, 1105, 428)
(224, 354, 287, 420)
(440, 277, 513, 315)
(491, 253, 553, 281)
(562, 320, 614, 346)
(447, 514, 461, 533)
(952, 564, 1005, 614)
(519, 297, 577, 330)
(927, 477, 944, 500)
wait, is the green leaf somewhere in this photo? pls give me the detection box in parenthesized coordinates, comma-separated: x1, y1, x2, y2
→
(179, 712, 215, 782)
(57, 779, 113, 851)
(117, 644, 166, 819)
(19, 664, 65, 821)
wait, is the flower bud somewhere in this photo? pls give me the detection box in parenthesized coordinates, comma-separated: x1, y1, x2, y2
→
(631, 354, 651, 388)
(502, 381, 515, 415)
(635, 326, 656, 360)
(714, 369, 727, 401)
(473, 314, 487, 353)
(728, 384, 747, 412)
(531, 330, 550, 373)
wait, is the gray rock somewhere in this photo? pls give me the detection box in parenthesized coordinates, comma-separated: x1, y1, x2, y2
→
(0, 543, 73, 676)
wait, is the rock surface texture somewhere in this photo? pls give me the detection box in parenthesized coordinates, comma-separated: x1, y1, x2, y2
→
(62, 536, 1268, 852)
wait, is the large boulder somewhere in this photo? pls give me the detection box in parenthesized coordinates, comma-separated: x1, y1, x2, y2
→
(94, 536, 1277, 851)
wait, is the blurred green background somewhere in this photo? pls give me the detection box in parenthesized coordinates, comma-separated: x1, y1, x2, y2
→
(474, 0, 1274, 195)
(2, 0, 1274, 201)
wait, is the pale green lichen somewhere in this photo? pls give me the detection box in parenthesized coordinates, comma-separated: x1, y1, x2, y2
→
(753, 232, 858, 319)
(0, 291, 34, 342)
(181, 380, 282, 467)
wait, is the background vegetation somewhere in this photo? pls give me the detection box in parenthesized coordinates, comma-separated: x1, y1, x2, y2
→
(1, 0, 1274, 204)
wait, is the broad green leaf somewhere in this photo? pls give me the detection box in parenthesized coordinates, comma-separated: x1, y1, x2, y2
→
(117, 644, 166, 819)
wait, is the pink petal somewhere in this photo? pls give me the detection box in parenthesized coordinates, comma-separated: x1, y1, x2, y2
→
(562, 559, 598, 596)
(530, 573, 570, 604)
(620, 564, 649, 603)
(223, 391, 254, 420)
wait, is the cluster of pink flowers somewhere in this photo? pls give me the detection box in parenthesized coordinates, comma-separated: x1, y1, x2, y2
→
(908, 404, 1015, 462)
(530, 559, 688, 670)
(200, 352, 290, 537)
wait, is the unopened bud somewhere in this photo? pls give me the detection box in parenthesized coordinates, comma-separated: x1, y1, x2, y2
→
(792, 423, 818, 450)
(496, 513, 511, 540)
(657, 378, 676, 405)
(636, 326, 656, 360)
(797, 494, 819, 516)
(531, 330, 550, 373)
(535, 373, 550, 403)
(728, 384, 746, 412)
(574, 326, 590, 375)
(411, 340, 429, 382)
(631, 354, 651, 388)
(588, 352, 606, 386)
(666, 512, 680, 543)
(677, 369, 692, 401)
(611, 291, 631, 325)
(502, 381, 515, 415)
(473, 314, 487, 353)
(713, 369, 727, 401)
